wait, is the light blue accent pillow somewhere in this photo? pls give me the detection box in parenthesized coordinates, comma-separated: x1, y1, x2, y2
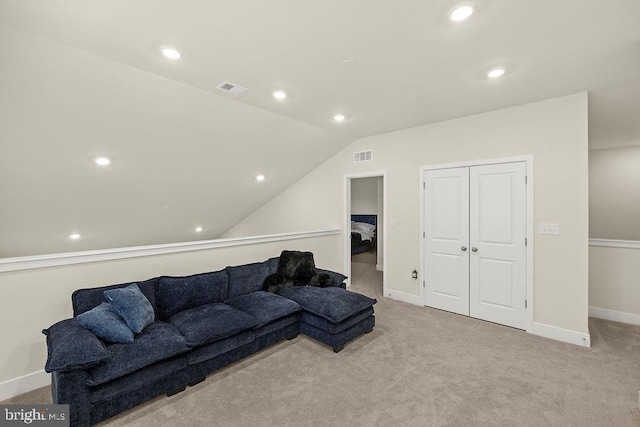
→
(76, 302, 134, 343)
(104, 284, 155, 334)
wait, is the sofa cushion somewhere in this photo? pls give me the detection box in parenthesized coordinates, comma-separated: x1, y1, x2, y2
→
(86, 321, 190, 386)
(76, 302, 134, 343)
(254, 313, 300, 338)
(226, 262, 270, 299)
(167, 303, 258, 347)
(104, 284, 155, 334)
(301, 307, 374, 334)
(72, 277, 158, 317)
(187, 330, 255, 365)
(225, 291, 300, 328)
(278, 287, 377, 324)
(90, 356, 187, 403)
(156, 270, 228, 320)
(43, 318, 110, 373)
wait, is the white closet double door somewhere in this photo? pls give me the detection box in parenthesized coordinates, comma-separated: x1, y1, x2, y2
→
(423, 162, 526, 329)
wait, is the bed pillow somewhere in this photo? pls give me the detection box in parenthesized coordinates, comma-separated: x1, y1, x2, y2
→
(104, 284, 155, 334)
(353, 222, 375, 232)
(76, 302, 134, 343)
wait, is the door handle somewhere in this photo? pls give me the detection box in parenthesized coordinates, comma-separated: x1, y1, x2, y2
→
(461, 246, 467, 252)
(471, 247, 478, 252)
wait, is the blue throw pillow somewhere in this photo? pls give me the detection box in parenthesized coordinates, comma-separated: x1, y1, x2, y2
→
(104, 284, 155, 334)
(76, 302, 134, 343)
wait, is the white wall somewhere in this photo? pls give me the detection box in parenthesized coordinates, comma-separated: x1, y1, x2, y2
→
(589, 244, 640, 324)
(351, 177, 378, 215)
(587, 145, 640, 325)
(224, 93, 590, 338)
(0, 234, 341, 391)
(589, 145, 640, 240)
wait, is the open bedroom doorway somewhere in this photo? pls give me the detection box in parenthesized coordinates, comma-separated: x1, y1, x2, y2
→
(344, 172, 386, 300)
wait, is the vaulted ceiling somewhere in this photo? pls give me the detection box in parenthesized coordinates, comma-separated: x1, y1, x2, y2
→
(1, 0, 639, 257)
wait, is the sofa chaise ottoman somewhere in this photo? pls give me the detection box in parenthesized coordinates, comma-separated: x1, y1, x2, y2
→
(279, 287, 376, 352)
(263, 250, 377, 352)
(43, 253, 376, 426)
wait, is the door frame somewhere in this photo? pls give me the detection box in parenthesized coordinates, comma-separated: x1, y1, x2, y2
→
(344, 171, 387, 296)
(419, 155, 534, 333)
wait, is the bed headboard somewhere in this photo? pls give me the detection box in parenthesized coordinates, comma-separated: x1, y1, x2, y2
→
(351, 214, 377, 227)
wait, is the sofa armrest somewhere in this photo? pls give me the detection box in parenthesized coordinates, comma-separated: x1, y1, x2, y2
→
(52, 369, 92, 427)
(316, 269, 347, 289)
(43, 318, 109, 373)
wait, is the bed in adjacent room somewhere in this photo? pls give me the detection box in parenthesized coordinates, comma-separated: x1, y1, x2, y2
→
(351, 214, 376, 254)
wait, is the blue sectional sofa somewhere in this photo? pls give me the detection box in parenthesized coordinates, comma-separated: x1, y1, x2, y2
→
(43, 255, 376, 426)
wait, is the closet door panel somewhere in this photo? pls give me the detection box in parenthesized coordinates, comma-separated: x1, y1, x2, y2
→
(423, 168, 469, 316)
(469, 162, 526, 329)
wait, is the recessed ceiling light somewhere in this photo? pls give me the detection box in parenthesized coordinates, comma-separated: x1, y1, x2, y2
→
(487, 68, 505, 78)
(333, 114, 346, 122)
(450, 5, 474, 21)
(272, 90, 287, 100)
(161, 47, 181, 60)
(69, 233, 81, 240)
(256, 174, 266, 182)
(95, 157, 110, 166)
(195, 226, 203, 233)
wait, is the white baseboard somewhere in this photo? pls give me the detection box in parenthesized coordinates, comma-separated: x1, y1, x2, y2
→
(0, 370, 49, 401)
(533, 322, 591, 347)
(385, 293, 592, 348)
(385, 289, 422, 306)
(376, 264, 383, 271)
(589, 306, 640, 326)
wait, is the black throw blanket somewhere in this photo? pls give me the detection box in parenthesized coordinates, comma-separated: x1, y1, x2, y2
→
(263, 250, 332, 293)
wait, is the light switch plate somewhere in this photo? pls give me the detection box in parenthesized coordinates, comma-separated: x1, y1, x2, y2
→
(539, 223, 560, 235)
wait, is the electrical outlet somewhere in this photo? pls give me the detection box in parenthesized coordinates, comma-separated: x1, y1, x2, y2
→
(539, 223, 560, 235)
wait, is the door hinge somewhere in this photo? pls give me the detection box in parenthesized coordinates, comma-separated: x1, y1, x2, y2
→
(525, 299, 528, 308)
(525, 237, 528, 246)
(525, 176, 528, 185)
(423, 182, 426, 189)
(423, 281, 425, 288)
(423, 231, 425, 238)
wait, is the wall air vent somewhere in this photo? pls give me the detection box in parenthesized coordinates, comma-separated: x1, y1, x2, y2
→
(216, 81, 247, 95)
(353, 150, 373, 163)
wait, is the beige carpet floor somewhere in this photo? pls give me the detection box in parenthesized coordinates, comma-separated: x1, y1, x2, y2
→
(5, 254, 640, 426)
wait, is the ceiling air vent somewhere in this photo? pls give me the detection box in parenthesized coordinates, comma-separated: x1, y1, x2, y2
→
(353, 150, 373, 163)
(216, 81, 247, 95)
